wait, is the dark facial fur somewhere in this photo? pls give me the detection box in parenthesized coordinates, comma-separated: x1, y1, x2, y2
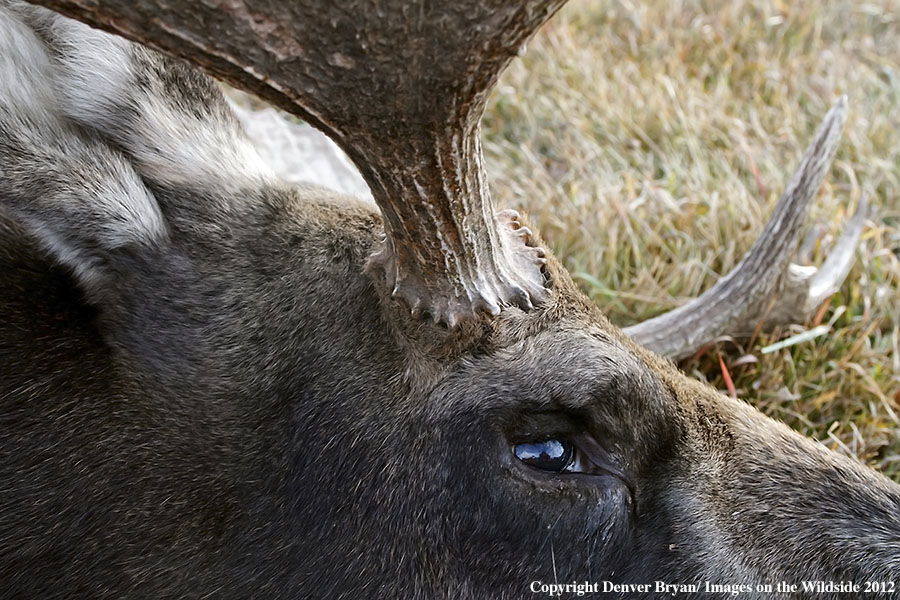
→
(0, 3, 898, 599)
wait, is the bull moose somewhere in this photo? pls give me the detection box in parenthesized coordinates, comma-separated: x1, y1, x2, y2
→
(0, 0, 898, 598)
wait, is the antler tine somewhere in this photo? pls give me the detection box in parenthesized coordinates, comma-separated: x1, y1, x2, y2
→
(806, 193, 868, 305)
(625, 97, 851, 359)
(33, 0, 567, 326)
(744, 193, 867, 333)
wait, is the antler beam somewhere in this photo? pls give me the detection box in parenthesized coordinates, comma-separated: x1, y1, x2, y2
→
(31, 0, 566, 326)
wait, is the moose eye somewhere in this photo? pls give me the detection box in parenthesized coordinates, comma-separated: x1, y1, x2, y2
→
(514, 438, 586, 473)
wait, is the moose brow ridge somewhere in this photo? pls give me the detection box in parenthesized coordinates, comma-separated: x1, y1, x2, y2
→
(477, 327, 660, 417)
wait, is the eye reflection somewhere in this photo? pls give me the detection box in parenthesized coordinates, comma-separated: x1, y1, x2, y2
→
(514, 438, 576, 472)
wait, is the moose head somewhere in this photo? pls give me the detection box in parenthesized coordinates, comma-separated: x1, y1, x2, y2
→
(0, 0, 897, 598)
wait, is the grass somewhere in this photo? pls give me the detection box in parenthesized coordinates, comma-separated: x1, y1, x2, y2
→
(482, 0, 900, 480)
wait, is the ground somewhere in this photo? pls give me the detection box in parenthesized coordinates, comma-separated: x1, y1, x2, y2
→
(482, 0, 900, 479)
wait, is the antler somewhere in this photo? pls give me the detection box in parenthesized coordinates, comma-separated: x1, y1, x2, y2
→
(29, 1, 862, 353)
(230, 93, 863, 359)
(31, 0, 567, 326)
(625, 97, 859, 359)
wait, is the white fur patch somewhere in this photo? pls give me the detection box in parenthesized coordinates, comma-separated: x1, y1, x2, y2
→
(35, 11, 274, 194)
(0, 5, 167, 287)
(0, 11, 57, 132)
(132, 92, 273, 189)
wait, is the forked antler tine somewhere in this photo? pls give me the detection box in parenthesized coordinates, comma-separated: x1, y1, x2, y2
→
(806, 194, 868, 306)
(625, 97, 849, 359)
(32, 0, 567, 327)
(755, 193, 867, 330)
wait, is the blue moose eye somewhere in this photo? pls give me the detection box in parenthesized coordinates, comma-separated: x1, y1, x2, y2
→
(514, 438, 585, 473)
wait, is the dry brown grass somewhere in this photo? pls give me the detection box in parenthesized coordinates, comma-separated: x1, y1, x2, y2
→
(483, 0, 900, 479)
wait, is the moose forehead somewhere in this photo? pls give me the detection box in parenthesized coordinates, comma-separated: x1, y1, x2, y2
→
(426, 326, 674, 431)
